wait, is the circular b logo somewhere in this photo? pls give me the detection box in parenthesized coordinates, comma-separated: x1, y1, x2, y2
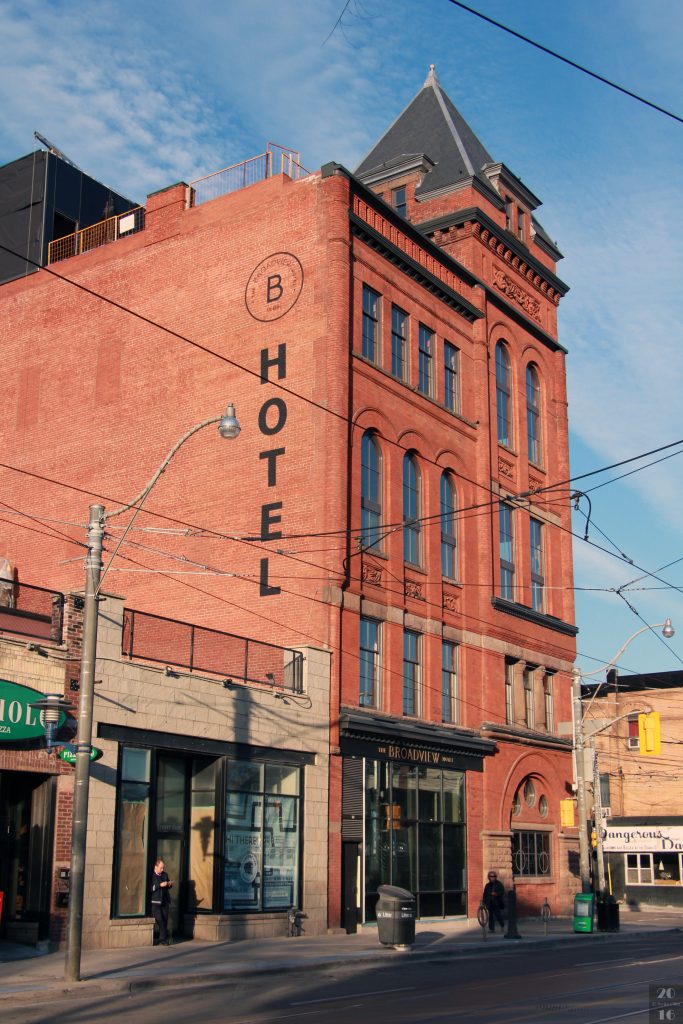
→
(245, 252, 304, 322)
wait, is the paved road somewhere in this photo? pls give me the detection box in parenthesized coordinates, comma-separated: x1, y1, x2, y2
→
(8, 933, 683, 1024)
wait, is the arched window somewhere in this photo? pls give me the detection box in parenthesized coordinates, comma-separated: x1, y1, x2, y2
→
(403, 453, 421, 565)
(361, 432, 382, 551)
(495, 342, 512, 447)
(526, 364, 541, 464)
(440, 472, 457, 579)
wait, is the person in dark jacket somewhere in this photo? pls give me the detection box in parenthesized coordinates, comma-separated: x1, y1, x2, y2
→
(151, 858, 173, 945)
(482, 870, 505, 932)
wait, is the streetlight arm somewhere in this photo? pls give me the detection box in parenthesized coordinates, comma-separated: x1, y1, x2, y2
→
(581, 623, 670, 679)
(104, 415, 222, 521)
(584, 708, 649, 741)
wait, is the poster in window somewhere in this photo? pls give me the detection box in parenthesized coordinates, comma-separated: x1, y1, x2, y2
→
(263, 796, 299, 909)
(224, 793, 263, 910)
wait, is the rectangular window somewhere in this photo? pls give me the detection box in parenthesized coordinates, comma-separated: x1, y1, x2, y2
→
(530, 518, 544, 612)
(360, 617, 381, 709)
(512, 830, 551, 877)
(505, 659, 516, 724)
(543, 672, 554, 733)
(523, 666, 535, 728)
(505, 198, 513, 232)
(626, 853, 654, 885)
(517, 206, 525, 242)
(403, 629, 421, 717)
(224, 759, 301, 912)
(499, 502, 515, 601)
(443, 341, 460, 413)
(392, 185, 407, 218)
(627, 714, 640, 750)
(189, 758, 217, 912)
(361, 285, 380, 363)
(391, 306, 408, 382)
(441, 641, 458, 724)
(114, 747, 151, 917)
(418, 324, 434, 397)
(599, 772, 611, 809)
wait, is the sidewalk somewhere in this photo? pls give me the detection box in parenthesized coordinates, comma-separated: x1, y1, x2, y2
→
(2, 909, 682, 1005)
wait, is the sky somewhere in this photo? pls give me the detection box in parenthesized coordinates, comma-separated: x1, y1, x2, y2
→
(1, 0, 682, 678)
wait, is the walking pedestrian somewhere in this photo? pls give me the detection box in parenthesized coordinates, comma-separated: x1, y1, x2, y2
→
(151, 858, 173, 945)
(482, 870, 505, 932)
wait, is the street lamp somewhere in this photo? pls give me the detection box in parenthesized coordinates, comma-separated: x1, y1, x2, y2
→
(64, 403, 241, 983)
(572, 619, 675, 894)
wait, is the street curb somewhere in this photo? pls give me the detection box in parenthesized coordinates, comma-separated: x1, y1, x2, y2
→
(3, 928, 680, 1006)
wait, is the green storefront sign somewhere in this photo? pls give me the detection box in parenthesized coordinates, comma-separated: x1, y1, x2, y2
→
(0, 678, 67, 742)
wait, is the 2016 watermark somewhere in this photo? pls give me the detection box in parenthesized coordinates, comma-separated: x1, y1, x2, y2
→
(650, 984, 682, 1022)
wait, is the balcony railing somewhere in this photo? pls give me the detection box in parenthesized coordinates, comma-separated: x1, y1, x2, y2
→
(0, 580, 64, 643)
(122, 608, 303, 692)
(190, 142, 310, 207)
(47, 206, 146, 265)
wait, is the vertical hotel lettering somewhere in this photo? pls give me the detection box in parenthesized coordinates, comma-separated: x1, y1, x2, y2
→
(258, 343, 286, 597)
(244, 252, 304, 597)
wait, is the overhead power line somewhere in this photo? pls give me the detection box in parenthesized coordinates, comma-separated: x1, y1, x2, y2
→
(445, 0, 683, 125)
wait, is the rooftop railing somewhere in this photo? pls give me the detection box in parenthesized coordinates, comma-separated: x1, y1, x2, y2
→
(47, 206, 145, 265)
(0, 580, 64, 643)
(189, 142, 310, 207)
(122, 607, 304, 692)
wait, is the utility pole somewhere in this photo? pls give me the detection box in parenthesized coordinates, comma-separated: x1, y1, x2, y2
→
(572, 667, 591, 892)
(64, 504, 104, 982)
(592, 739, 606, 894)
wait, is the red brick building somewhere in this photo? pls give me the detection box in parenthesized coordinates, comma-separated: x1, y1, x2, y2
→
(0, 68, 578, 941)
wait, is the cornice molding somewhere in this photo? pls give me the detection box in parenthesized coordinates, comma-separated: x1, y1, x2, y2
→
(417, 206, 568, 297)
(491, 596, 578, 636)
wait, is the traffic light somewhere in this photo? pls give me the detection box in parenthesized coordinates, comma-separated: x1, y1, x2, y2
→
(638, 711, 661, 756)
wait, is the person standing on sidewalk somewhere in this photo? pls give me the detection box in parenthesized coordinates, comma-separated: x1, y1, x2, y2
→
(482, 871, 505, 932)
(151, 858, 173, 945)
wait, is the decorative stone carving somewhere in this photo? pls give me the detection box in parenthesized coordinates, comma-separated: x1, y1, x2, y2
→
(498, 456, 514, 480)
(362, 564, 382, 585)
(492, 267, 541, 322)
(443, 592, 459, 612)
(405, 579, 425, 601)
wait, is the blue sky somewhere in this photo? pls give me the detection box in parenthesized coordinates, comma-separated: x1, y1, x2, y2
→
(1, 0, 682, 677)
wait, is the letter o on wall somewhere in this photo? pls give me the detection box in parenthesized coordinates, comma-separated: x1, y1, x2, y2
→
(258, 398, 288, 436)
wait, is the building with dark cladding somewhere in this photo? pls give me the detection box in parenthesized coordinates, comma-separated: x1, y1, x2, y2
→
(0, 144, 138, 285)
(0, 68, 579, 946)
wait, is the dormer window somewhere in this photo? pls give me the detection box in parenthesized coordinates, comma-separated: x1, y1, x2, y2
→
(517, 206, 525, 242)
(392, 186, 407, 219)
(505, 198, 513, 232)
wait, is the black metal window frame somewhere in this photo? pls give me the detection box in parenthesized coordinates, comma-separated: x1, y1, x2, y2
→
(512, 829, 551, 877)
(361, 284, 380, 363)
(443, 340, 460, 414)
(418, 322, 434, 397)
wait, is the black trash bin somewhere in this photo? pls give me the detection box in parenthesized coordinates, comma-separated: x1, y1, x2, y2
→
(376, 885, 416, 947)
(604, 898, 620, 932)
(596, 896, 607, 932)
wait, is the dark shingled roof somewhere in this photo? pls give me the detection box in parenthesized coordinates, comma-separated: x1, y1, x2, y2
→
(356, 65, 494, 198)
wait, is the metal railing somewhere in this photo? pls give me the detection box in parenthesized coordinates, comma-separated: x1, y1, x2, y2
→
(190, 142, 310, 207)
(122, 607, 304, 692)
(0, 580, 64, 643)
(47, 206, 146, 265)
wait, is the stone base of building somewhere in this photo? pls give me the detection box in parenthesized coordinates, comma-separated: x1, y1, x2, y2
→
(184, 911, 324, 942)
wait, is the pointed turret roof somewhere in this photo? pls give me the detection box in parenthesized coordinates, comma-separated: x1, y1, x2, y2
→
(356, 65, 495, 198)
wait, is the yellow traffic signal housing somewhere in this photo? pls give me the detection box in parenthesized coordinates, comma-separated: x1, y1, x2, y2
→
(560, 798, 575, 827)
(638, 711, 661, 756)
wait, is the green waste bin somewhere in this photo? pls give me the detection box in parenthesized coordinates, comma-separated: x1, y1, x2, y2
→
(573, 892, 594, 933)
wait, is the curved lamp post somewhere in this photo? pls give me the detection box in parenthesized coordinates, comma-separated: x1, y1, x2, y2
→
(64, 403, 240, 982)
(572, 618, 675, 893)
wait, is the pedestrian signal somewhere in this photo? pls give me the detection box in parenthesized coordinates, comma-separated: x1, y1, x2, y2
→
(638, 711, 661, 756)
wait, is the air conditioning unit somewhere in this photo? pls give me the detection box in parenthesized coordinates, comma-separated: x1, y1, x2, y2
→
(627, 736, 639, 750)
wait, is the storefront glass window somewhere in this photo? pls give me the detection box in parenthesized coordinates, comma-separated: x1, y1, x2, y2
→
(263, 795, 299, 909)
(223, 758, 301, 913)
(189, 757, 216, 912)
(114, 747, 150, 917)
(364, 758, 466, 921)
